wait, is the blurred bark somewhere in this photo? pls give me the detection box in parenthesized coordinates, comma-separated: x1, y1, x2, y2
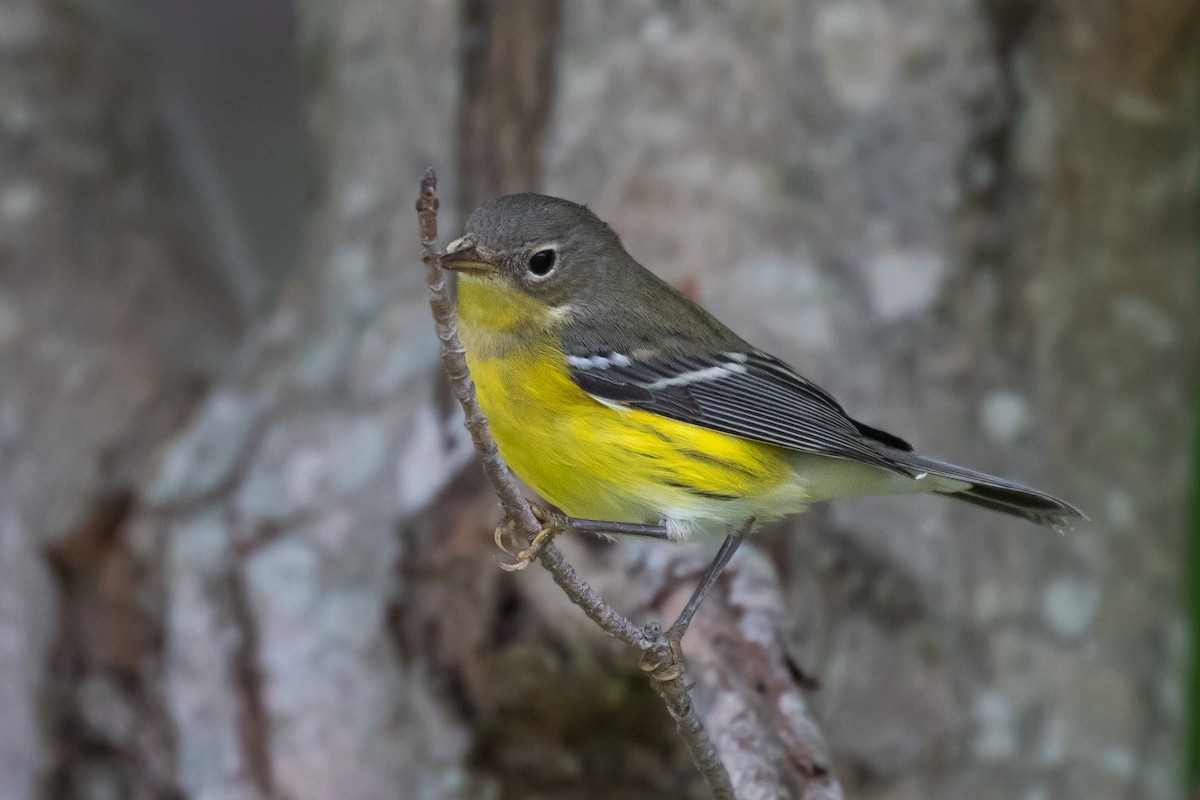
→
(3, 0, 1197, 799)
(0, 2, 240, 798)
(456, 0, 561, 211)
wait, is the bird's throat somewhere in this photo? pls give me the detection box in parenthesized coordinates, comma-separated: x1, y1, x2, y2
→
(456, 276, 563, 358)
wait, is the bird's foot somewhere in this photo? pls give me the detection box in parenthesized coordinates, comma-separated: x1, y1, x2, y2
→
(495, 505, 566, 571)
(639, 623, 687, 682)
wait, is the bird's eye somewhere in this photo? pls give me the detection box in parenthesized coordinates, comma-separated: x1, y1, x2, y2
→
(527, 249, 556, 276)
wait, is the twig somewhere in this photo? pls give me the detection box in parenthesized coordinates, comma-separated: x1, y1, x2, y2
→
(416, 169, 736, 799)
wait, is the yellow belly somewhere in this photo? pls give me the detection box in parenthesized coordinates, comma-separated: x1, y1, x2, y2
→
(465, 342, 793, 526)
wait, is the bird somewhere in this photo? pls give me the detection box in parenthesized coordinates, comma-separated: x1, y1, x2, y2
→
(440, 192, 1084, 639)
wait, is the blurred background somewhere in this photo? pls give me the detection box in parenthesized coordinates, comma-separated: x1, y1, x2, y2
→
(0, 0, 1197, 798)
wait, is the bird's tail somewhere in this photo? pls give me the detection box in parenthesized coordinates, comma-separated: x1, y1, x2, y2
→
(891, 452, 1086, 528)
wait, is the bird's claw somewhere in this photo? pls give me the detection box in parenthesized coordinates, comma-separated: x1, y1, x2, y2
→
(493, 518, 519, 556)
(639, 626, 687, 682)
(494, 505, 566, 571)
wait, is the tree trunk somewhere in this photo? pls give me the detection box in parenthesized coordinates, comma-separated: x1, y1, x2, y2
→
(0, 2, 241, 798)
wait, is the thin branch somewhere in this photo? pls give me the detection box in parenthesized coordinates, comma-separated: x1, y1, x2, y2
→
(416, 169, 735, 799)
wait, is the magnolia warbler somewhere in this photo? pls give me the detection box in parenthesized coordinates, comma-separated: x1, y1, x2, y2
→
(441, 193, 1083, 635)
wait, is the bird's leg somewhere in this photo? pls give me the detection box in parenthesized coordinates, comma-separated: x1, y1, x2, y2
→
(555, 516, 673, 541)
(664, 519, 752, 643)
(496, 505, 671, 571)
(640, 520, 753, 683)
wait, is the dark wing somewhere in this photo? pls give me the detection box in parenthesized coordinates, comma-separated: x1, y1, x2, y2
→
(566, 348, 919, 475)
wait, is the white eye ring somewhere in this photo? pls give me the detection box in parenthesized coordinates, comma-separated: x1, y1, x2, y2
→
(526, 245, 558, 279)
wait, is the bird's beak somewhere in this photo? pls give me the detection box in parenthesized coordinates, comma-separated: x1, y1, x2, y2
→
(440, 237, 498, 276)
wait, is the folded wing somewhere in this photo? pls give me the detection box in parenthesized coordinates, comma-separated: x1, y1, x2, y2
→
(566, 348, 917, 476)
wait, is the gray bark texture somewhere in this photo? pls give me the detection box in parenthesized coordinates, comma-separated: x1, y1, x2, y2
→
(2, 0, 1197, 799)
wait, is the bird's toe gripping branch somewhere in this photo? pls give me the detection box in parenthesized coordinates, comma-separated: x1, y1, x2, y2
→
(638, 634, 686, 682)
(495, 504, 568, 571)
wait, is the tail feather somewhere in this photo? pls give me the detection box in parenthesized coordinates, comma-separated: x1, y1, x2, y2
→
(892, 452, 1086, 528)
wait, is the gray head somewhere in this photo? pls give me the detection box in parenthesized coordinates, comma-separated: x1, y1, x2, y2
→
(441, 193, 628, 307)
